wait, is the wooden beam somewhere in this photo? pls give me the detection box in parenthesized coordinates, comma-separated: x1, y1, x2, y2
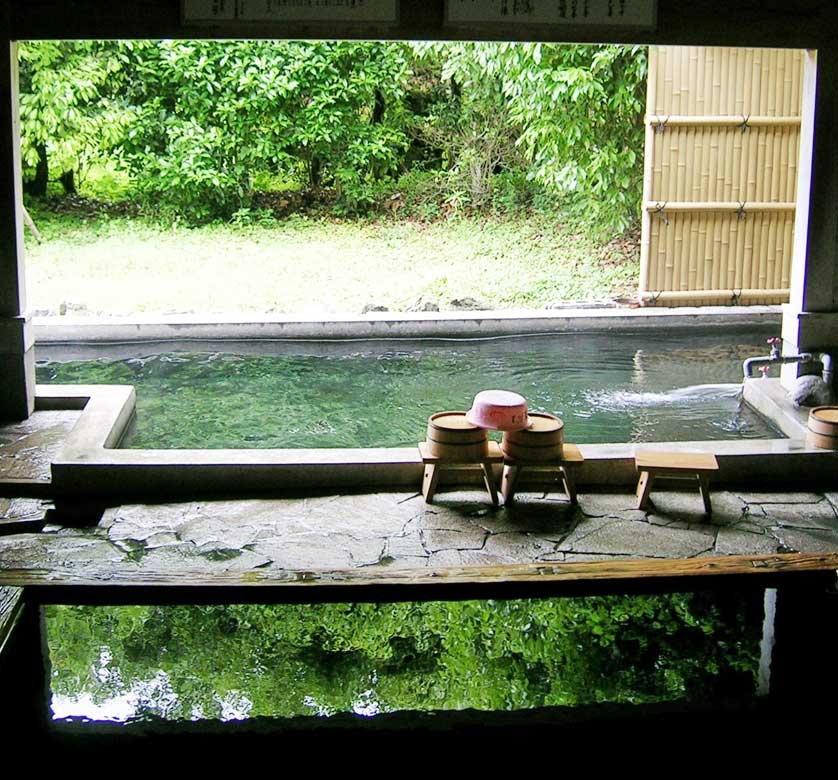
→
(4, 553, 837, 606)
(6, 1, 838, 48)
(0, 40, 23, 321)
(0, 478, 52, 498)
(0, 37, 34, 421)
(0, 586, 23, 657)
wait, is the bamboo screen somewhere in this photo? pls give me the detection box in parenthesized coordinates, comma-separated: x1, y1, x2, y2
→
(639, 47, 803, 306)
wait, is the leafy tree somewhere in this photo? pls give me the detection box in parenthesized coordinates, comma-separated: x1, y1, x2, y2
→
(500, 43, 647, 233)
(117, 41, 411, 221)
(18, 40, 647, 231)
(410, 43, 526, 208)
(18, 40, 133, 195)
(416, 42, 647, 232)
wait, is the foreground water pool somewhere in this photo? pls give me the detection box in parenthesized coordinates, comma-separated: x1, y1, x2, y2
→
(47, 592, 763, 723)
(35, 330, 781, 447)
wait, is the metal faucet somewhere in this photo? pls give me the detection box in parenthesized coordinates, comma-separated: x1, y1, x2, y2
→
(743, 337, 815, 380)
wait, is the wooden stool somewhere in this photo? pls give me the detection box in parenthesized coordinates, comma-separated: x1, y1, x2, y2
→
(501, 443, 585, 505)
(418, 441, 504, 506)
(634, 450, 719, 513)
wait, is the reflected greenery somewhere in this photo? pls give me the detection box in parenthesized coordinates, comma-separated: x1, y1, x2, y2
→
(47, 592, 762, 722)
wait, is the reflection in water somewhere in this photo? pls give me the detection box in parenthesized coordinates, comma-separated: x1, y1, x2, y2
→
(47, 593, 763, 724)
(36, 331, 781, 448)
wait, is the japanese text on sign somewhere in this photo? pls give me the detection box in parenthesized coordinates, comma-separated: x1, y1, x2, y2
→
(183, 0, 398, 23)
(446, 0, 657, 27)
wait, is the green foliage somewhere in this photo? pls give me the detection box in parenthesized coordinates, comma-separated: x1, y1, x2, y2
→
(19, 40, 133, 190)
(116, 40, 289, 222)
(409, 43, 526, 208)
(503, 44, 648, 234)
(413, 42, 647, 233)
(20, 40, 647, 231)
(46, 593, 760, 721)
(116, 41, 410, 222)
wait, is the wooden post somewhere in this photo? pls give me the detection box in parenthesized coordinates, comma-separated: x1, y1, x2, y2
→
(765, 579, 838, 704)
(783, 48, 838, 389)
(0, 37, 34, 420)
(0, 598, 52, 739)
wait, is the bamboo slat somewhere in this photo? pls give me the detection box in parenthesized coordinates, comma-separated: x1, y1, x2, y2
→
(723, 213, 734, 289)
(781, 214, 793, 288)
(734, 47, 745, 115)
(713, 211, 724, 290)
(712, 47, 722, 114)
(640, 288, 790, 302)
(639, 52, 658, 295)
(766, 212, 778, 289)
(732, 216, 744, 288)
(722, 123, 732, 200)
(644, 201, 795, 212)
(759, 212, 771, 288)
(664, 197, 676, 290)
(654, 217, 664, 291)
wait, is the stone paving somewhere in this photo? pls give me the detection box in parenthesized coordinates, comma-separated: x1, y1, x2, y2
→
(1, 410, 837, 574)
(0, 410, 80, 481)
(0, 410, 79, 532)
(0, 488, 834, 577)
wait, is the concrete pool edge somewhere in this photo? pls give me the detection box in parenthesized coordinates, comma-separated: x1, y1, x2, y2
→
(32, 305, 782, 343)
(38, 382, 837, 502)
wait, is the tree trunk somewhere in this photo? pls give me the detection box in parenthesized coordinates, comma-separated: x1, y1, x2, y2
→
(373, 89, 385, 124)
(23, 143, 48, 197)
(308, 156, 322, 188)
(59, 169, 76, 195)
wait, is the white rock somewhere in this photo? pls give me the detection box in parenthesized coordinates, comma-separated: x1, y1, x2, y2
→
(789, 375, 835, 407)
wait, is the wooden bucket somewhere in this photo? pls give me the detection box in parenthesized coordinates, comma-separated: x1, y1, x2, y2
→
(426, 411, 488, 459)
(501, 412, 564, 461)
(806, 406, 838, 449)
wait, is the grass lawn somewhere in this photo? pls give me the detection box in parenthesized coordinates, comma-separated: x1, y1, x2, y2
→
(24, 205, 639, 318)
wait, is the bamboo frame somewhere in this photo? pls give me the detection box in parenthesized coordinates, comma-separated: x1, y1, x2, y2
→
(640, 288, 790, 302)
(640, 47, 802, 304)
(644, 201, 796, 212)
(647, 115, 801, 127)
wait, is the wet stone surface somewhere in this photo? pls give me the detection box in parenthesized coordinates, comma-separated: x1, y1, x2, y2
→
(0, 487, 837, 576)
(0, 497, 50, 524)
(0, 411, 81, 480)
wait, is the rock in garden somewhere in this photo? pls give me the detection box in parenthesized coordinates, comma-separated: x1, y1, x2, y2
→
(449, 297, 487, 311)
(59, 301, 88, 316)
(361, 304, 389, 314)
(789, 374, 835, 407)
(546, 300, 616, 310)
(406, 297, 439, 312)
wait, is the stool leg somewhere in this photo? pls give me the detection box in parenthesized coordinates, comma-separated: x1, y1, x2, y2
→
(482, 463, 499, 507)
(422, 464, 441, 503)
(636, 470, 655, 510)
(561, 467, 578, 505)
(698, 473, 712, 514)
(501, 464, 521, 503)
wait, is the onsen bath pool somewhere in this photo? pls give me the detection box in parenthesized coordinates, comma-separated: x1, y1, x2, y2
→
(36, 330, 782, 449)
